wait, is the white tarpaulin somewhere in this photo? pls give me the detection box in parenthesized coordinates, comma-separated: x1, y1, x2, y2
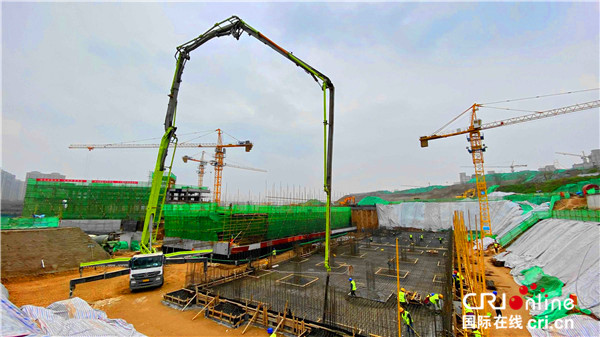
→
(0, 285, 144, 337)
(376, 200, 542, 238)
(494, 218, 600, 318)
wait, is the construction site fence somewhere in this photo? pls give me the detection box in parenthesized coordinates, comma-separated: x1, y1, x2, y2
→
(551, 209, 600, 222)
(162, 204, 351, 243)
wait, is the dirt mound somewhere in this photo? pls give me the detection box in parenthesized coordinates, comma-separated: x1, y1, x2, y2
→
(1, 227, 110, 279)
(553, 197, 588, 210)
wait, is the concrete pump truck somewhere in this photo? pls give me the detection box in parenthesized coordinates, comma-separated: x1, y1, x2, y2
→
(70, 16, 335, 295)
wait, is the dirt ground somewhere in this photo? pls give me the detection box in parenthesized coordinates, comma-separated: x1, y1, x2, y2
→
(553, 196, 588, 210)
(484, 252, 532, 337)
(3, 263, 270, 336)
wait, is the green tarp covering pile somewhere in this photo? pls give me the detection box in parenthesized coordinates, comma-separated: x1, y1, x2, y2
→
(521, 266, 592, 324)
(112, 241, 129, 251)
(357, 196, 390, 206)
(130, 240, 140, 252)
(520, 266, 564, 301)
(1, 216, 60, 230)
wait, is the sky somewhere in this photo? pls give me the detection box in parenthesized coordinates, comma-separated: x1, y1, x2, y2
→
(2, 2, 599, 201)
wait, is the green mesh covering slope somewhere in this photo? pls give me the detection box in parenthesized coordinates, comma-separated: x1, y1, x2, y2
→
(394, 185, 448, 194)
(162, 204, 351, 244)
(1, 216, 60, 230)
(466, 170, 541, 184)
(487, 185, 500, 193)
(553, 178, 600, 194)
(22, 179, 169, 220)
(502, 193, 555, 205)
(357, 196, 390, 206)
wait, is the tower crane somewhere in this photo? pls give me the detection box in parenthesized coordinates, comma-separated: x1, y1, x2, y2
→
(420, 99, 600, 235)
(182, 153, 267, 201)
(556, 151, 590, 163)
(183, 152, 208, 187)
(71, 129, 255, 205)
(461, 162, 527, 173)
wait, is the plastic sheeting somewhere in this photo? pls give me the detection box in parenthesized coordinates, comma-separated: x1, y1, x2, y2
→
(20, 297, 145, 336)
(0, 285, 145, 337)
(376, 200, 541, 238)
(495, 219, 600, 318)
(1, 291, 43, 337)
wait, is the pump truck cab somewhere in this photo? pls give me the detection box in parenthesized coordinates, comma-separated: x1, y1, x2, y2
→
(129, 253, 165, 290)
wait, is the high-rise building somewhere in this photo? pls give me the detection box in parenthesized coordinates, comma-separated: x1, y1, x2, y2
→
(25, 171, 66, 181)
(1, 169, 26, 200)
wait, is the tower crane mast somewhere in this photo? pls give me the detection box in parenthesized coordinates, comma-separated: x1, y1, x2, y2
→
(421, 99, 600, 235)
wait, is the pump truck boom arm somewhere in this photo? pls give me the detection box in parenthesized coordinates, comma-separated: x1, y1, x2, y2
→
(141, 16, 335, 273)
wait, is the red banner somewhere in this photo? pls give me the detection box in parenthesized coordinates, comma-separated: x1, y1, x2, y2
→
(36, 178, 87, 183)
(91, 180, 139, 184)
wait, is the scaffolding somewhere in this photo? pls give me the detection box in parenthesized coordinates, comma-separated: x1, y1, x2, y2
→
(162, 204, 352, 245)
(453, 210, 489, 337)
(21, 178, 173, 220)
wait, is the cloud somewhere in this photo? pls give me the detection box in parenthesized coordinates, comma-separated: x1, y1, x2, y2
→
(2, 2, 598, 199)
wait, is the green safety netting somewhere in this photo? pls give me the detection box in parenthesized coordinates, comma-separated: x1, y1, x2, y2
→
(0, 215, 13, 227)
(112, 241, 129, 251)
(1, 216, 60, 230)
(518, 202, 534, 215)
(357, 196, 390, 206)
(522, 267, 592, 325)
(553, 178, 600, 194)
(552, 209, 600, 222)
(502, 193, 554, 205)
(466, 232, 496, 242)
(394, 185, 447, 194)
(21, 178, 198, 220)
(487, 185, 500, 193)
(162, 204, 351, 243)
(498, 210, 552, 246)
(466, 170, 541, 184)
(520, 266, 564, 301)
(130, 240, 140, 251)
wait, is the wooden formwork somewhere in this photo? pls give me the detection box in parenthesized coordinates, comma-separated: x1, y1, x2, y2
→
(351, 208, 378, 232)
(189, 290, 310, 336)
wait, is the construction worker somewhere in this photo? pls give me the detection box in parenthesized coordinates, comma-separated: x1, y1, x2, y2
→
(398, 287, 407, 306)
(438, 236, 443, 244)
(429, 293, 443, 310)
(464, 304, 475, 316)
(399, 307, 415, 337)
(493, 291, 503, 317)
(470, 328, 481, 337)
(409, 234, 413, 241)
(420, 234, 424, 242)
(349, 278, 357, 297)
(272, 248, 277, 257)
(493, 241, 500, 254)
(267, 327, 276, 337)
(453, 269, 464, 291)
